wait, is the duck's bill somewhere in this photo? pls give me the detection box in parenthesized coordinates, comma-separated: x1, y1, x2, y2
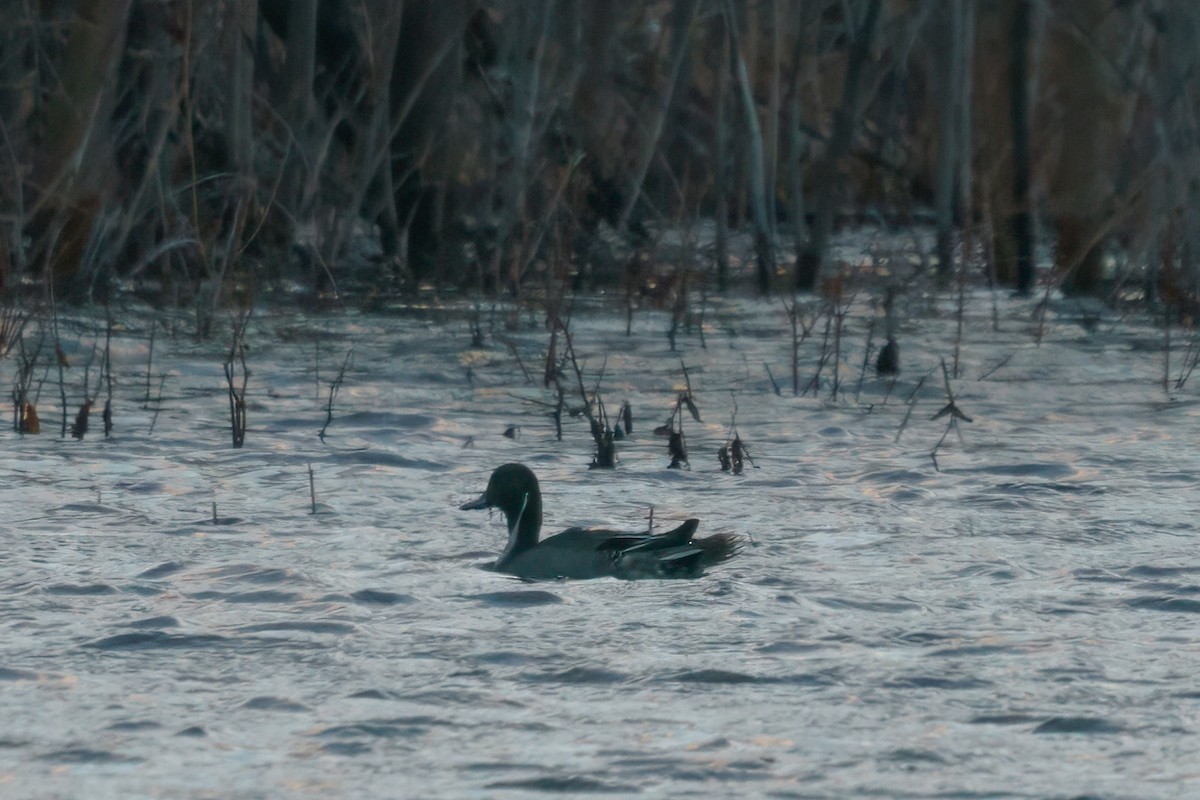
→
(460, 494, 489, 510)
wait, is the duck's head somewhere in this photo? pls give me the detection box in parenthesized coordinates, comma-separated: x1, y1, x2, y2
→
(460, 463, 544, 545)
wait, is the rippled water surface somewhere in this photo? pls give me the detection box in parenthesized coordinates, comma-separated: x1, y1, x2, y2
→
(2, 290, 1199, 798)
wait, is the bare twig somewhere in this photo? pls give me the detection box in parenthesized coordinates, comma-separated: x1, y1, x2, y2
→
(0, 303, 29, 360)
(929, 357, 972, 470)
(764, 362, 782, 396)
(308, 463, 317, 514)
(978, 351, 1017, 381)
(223, 312, 251, 448)
(830, 298, 849, 400)
(148, 374, 167, 435)
(894, 373, 929, 443)
(561, 324, 615, 468)
(13, 332, 46, 433)
(102, 311, 113, 437)
(1175, 333, 1200, 390)
(855, 316, 877, 403)
(319, 348, 354, 442)
(784, 295, 816, 395)
(804, 312, 833, 397)
(495, 334, 533, 384)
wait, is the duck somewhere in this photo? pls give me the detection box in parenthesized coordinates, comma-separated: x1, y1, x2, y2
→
(460, 463, 739, 580)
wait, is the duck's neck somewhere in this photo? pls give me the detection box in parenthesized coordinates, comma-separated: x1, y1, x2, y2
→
(498, 490, 542, 564)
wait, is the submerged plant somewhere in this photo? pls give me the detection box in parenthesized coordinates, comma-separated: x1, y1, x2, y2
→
(224, 312, 250, 448)
(557, 323, 618, 468)
(11, 329, 45, 434)
(718, 402, 754, 474)
(930, 357, 973, 471)
(70, 400, 91, 440)
(876, 338, 899, 376)
(667, 428, 688, 469)
(319, 348, 354, 442)
(656, 362, 700, 469)
(718, 435, 749, 473)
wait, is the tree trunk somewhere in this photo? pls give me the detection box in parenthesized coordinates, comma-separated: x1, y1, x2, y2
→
(285, 0, 317, 125)
(392, 0, 471, 283)
(724, 0, 774, 295)
(616, 0, 700, 236)
(714, 11, 731, 293)
(0, 4, 31, 143)
(1009, 0, 1034, 295)
(282, 0, 317, 216)
(796, 0, 882, 292)
(32, 0, 132, 300)
(1050, 0, 1124, 296)
(958, 0, 976, 251)
(228, 0, 257, 177)
(788, 1, 813, 275)
(935, 0, 964, 285)
(326, 1, 404, 266)
(765, 0, 781, 244)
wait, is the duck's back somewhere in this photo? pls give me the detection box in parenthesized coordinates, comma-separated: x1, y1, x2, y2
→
(494, 520, 734, 581)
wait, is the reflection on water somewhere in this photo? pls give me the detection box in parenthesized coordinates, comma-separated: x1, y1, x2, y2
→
(1, 290, 1198, 798)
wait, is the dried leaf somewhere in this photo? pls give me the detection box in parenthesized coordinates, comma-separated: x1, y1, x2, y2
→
(721, 434, 753, 474)
(20, 402, 40, 434)
(668, 431, 688, 469)
(932, 402, 973, 423)
(653, 424, 673, 437)
(71, 400, 92, 440)
(876, 339, 900, 376)
(591, 432, 616, 469)
(730, 436, 746, 474)
(55, 341, 70, 368)
(683, 393, 701, 422)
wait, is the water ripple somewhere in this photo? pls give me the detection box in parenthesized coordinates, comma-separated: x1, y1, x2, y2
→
(240, 696, 309, 712)
(350, 588, 416, 605)
(522, 666, 630, 684)
(1126, 595, 1200, 613)
(469, 590, 563, 606)
(83, 631, 228, 650)
(1032, 717, 1125, 734)
(485, 774, 640, 794)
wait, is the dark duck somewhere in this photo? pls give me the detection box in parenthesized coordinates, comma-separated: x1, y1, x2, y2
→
(460, 463, 739, 580)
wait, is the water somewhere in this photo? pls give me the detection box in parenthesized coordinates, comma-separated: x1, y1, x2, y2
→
(2, 289, 1199, 798)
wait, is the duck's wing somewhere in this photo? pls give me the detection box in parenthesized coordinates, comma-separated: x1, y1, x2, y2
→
(593, 519, 699, 554)
(600, 520, 740, 579)
(512, 521, 739, 580)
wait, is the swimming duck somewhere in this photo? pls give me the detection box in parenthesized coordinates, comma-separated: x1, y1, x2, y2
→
(460, 463, 739, 580)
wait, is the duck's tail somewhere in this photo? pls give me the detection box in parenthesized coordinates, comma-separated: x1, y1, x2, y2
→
(602, 520, 741, 579)
(693, 532, 742, 565)
(649, 531, 741, 578)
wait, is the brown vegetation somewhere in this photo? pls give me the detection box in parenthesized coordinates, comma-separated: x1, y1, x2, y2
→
(1, 1, 1198, 319)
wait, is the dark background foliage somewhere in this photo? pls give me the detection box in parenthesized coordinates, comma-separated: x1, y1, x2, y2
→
(2, 1, 1197, 322)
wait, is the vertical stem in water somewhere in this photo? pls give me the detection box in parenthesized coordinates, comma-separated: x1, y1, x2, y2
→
(143, 320, 155, 408)
(308, 463, 317, 514)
